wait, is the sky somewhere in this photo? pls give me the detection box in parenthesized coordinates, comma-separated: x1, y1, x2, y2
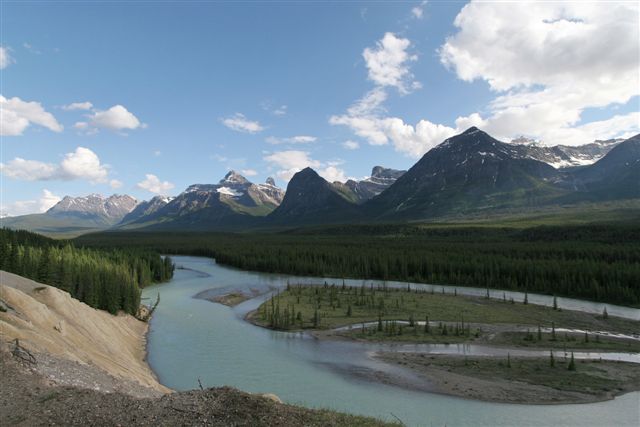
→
(1, 0, 638, 216)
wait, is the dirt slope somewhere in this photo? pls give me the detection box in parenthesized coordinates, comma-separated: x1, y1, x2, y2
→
(0, 271, 167, 394)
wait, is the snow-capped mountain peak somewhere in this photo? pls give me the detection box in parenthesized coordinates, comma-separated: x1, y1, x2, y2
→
(220, 170, 249, 185)
(47, 194, 138, 222)
(509, 138, 623, 169)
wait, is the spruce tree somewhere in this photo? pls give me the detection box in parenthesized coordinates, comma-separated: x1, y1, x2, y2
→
(568, 352, 576, 371)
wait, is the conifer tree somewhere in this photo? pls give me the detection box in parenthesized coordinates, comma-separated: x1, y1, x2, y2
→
(568, 352, 576, 371)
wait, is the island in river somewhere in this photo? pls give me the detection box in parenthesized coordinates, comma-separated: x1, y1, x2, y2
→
(243, 283, 640, 404)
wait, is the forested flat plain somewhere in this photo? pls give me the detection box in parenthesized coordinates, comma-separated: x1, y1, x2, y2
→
(76, 222, 640, 307)
(1, 228, 174, 315)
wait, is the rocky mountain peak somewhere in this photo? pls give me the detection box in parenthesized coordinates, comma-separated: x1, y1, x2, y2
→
(220, 170, 249, 185)
(47, 194, 137, 222)
(461, 126, 481, 135)
(265, 177, 276, 186)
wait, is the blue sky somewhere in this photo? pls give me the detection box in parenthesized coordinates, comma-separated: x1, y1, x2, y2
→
(1, 1, 638, 216)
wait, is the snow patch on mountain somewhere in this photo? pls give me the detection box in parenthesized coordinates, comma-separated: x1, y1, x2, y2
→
(216, 186, 243, 197)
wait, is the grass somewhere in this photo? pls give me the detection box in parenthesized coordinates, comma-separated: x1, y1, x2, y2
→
(492, 331, 640, 352)
(253, 284, 640, 335)
(342, 323, 479, 344)
(397, 355, 640, 397)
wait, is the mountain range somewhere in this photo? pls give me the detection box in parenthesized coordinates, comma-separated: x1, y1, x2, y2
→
(2, 194, 138, 237)
(3, 129, 638, 235)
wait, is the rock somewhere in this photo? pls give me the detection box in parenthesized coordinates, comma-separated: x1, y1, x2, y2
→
(260, 393, 283, 403)
(54, 320, 64, 335)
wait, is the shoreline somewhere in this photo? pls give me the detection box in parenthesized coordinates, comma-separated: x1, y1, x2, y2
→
(140, 313, 170, 393)
(374, 353, 640, 405)
(244, 308, 640, 405)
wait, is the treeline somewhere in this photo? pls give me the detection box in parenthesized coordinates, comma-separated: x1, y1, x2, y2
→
(75, 223, 640, 307)
(1, 228, 173, 315)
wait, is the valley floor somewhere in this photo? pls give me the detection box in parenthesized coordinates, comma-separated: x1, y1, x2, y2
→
(240, 285, 640, 405)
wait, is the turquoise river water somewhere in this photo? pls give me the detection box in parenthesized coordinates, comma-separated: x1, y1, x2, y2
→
(142, 256, 640, 427)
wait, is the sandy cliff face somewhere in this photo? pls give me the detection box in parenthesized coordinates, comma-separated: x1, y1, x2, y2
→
(0, 271, 168, 394)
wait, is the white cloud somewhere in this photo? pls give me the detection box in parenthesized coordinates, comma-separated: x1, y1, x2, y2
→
(153, 150, 162, 156)
(62, 101, 93, 111)
(332, 1, 640, 152)
(266, 135, 317, 145)
(411, 1, 427, 19)
(263, 150, 348, 183)
(0, 158, 58, 180)
(261, 101, 288, 116)
(241, 169, 258, 177)
(330, 32, 442, 157)
(60, 147, 109, 182)
(0, 95, 63, 136)
(0, 189, 61, 217)
(363, 32, 420, 94)
(0, 46, 14, 69)
(89, 105, 143, 132)
(136, 174, 174, 195)
(342, 140, 360, 150)
(436, 1, 640, 146)
(263, 150, 322, 181)
(273, 105, 288, 116)
(110, 179, 123, 189)
(1, 147, 109, 183)
(320, 166, 347, 183)
(221, 113, 264, 134)
(212, 154, 228, 162)
(39, 189, 61, 211)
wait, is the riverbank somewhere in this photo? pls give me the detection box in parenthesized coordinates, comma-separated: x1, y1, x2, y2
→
(310, 324, 640, 353)
(0, 347, 396, 427)
(247, 283, 640, 405)
(375, 353, 640, 405)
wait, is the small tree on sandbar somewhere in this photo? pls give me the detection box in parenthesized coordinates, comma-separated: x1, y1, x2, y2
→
(568, 352, 576, 371)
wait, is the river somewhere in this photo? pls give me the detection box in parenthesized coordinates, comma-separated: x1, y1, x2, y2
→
(142, 256, 640, 427)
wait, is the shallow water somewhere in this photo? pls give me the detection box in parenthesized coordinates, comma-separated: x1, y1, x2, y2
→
(143, 256, 640, 427)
